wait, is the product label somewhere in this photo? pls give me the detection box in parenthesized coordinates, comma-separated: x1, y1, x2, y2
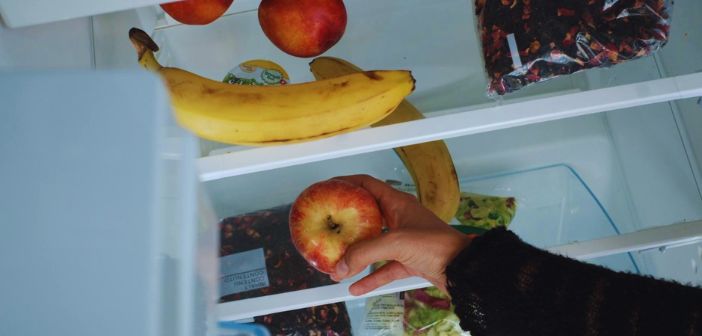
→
(361, 293, 404, 336)
(223, 60, 289, 86)
(220, 248, 269, 296)
(506, 33, 523, 68)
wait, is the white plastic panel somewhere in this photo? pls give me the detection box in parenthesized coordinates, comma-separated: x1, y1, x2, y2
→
(553, 220, 702, 260)
(0, 70, 168, 336)
(637, 241, 702, 286)
(654, 0, 702, 205)
(0, 70, 215, 336)
(606, 104, 702, 231)
(0, 0, 164, 27)
(0, 17, 93, 69)
(676, 99, 702, 189)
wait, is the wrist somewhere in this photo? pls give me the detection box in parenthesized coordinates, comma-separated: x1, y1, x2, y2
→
(450, 232, 472, 262)
(444, 230, 472, 268)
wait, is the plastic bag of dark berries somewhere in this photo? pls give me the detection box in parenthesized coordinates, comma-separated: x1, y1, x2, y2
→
(475, 0, 672, 96)
(253, 303, 353, 336)
(218, 204, 335, 303)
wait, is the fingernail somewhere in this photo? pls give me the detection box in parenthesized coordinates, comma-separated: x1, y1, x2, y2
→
(335, 259, 349, 277)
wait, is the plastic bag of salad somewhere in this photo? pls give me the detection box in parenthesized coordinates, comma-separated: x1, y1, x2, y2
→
(455, 192, 516, 231)
(360, 287, 466, 336)
(403, 287, 467, 336)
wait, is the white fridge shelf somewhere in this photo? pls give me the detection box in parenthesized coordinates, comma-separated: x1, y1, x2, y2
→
(218, 220, 702, 321)
(198, 72, 702, 181)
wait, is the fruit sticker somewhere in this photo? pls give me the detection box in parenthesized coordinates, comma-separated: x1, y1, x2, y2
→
(223, 59, 290, 86)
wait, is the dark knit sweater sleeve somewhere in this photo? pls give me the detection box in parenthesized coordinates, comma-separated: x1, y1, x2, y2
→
(446, 227, 702, 336)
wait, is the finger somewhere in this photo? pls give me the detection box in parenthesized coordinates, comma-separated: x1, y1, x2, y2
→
(349, 261, 411, 296)
(333, 175, 415, 229)
(333, 175, 406, 208)
(331, 232, 402, 281)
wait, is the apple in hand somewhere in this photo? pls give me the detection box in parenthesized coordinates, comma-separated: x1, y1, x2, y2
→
(161, 0, 234, 25)
(258, 0, 347, 57)
(289, 179, 383, 274)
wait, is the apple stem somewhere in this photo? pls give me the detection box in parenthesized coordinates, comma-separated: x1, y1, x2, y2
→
(326, 215, 342, 234)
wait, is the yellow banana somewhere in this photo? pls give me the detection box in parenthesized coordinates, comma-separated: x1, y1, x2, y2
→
(309, 57, 460, 223)
(128, 28, 415, 146)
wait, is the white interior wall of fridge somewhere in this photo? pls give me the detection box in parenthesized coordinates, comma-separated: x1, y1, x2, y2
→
(0, 15, 94, 69)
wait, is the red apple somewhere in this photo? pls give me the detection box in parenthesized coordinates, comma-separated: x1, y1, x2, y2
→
(160, 0, 234, 25)
(289, 179, 383, 274)
(258, 0, 347, 58)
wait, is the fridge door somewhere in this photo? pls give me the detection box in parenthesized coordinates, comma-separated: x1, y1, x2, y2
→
(0, 70, 217, 336)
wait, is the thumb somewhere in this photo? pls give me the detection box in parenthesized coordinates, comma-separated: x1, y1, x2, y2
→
(332, 232, 403, 281)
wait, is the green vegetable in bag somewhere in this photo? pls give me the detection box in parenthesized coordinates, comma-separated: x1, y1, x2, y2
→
(456, 192, 516, 229)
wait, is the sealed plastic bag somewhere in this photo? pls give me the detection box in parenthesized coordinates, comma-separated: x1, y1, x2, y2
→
(475, 0, 672, 95)
(455, 192, 516, 230)
(360, 293, 405, 335)
(404, 287, 467, 336)
(219, 205, 335, 302)
(360, 290, 466, 336)
(254, 303, 352, 336)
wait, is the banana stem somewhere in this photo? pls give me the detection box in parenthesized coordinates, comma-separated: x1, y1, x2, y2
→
(129, 28, 163, 72)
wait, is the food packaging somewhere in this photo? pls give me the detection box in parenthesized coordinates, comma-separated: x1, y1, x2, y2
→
(253, 303, 353, 336)
(455, 192, 516, 230)
(475, 0, 672, 95)
(223, 59, 290, 86)
(218, 204, 335, 302)
(360, 289, 466, 336)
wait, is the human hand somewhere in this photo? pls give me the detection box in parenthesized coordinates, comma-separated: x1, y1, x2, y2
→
(329, 175, 471, 296)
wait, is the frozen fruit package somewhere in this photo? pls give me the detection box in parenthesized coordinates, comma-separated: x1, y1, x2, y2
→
(218, 204, 334, 302)
(253, 303, 353, 336)
(475, 0, 672, 95)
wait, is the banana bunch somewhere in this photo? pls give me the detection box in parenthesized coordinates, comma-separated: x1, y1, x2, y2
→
(309, 57, 460, 223)
(128, 28, 415, 146)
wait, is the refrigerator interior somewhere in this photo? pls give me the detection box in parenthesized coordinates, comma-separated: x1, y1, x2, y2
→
(2, 0, 701, 329)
